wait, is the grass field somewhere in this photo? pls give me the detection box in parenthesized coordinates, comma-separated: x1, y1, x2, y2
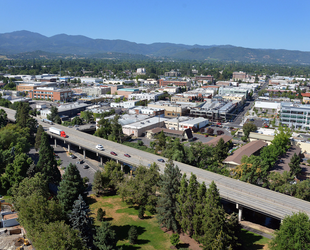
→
(89, 195, 171, 250)
(89, 195, 271, 250)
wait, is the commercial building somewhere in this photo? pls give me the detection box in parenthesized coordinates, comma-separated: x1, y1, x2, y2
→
(122, 117, 169, 137)
(130, 106, 165, 116)
(110, 100, 140, 109)
(148, 101, 189, 117)
(232, 71, 247, 81)
(28, 87, 73, 101)
(40, 102, 90, 118)
(218, 87, 249, 99)
(128, 92, 164, 102)
(164, 117, 209, 131)
(280, 103, 310, 129)
(16, 82, 58, 92)
(159, 79, 191, 89)
(302, 93, 310, 104)
(165, 70, 181, 77)
(254, 101, 281, 111)
(190, 101, 236, 121)
(195, 75, 214, 82)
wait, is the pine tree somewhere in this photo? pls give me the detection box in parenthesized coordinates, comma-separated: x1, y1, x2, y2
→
(200, 181, 229, 250)
(182, 173, 199, 236)
(128, 226, 138, 244)
(156, 160, 182, 232)
(193, 182, 207, 240)
(94, 222, 117, 250)
(69, 195, 93, 247)
(35, 125, 44, 151)
(176, 173, 188, 232)
(93, 170, 104, 196)
(36, 132, 61, 184)
(57, 163, 86, 215)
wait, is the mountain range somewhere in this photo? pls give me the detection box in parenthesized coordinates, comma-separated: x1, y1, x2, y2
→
(1, 30, 310, 64)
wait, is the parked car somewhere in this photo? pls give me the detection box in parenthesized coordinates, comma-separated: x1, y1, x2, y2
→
(70, 155, 77, 159)
(83, 165, 89, 169)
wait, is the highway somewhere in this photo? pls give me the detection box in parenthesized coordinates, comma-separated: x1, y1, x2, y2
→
(4, 107, 310, 220)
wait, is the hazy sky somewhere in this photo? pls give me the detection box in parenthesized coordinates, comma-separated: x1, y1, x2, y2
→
(2, 0, 310, 51)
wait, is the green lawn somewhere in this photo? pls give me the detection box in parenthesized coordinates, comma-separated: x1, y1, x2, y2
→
(239, 228, 270, 250)
(89, 195, 171, 250)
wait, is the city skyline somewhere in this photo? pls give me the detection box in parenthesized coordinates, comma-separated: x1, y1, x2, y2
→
(1, 0, 310, 51)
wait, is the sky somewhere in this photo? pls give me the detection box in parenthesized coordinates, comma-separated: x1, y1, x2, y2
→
(2, 0, 310, 51)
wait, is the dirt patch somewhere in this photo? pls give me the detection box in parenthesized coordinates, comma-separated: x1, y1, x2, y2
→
(161, 228, 202, 250)
(240, 221, 275, 236)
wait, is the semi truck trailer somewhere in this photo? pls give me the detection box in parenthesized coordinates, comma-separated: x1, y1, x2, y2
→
(49, 127, 67, 138)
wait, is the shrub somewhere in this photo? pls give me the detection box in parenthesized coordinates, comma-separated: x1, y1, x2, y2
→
(138, 206, 145, 219)
(170, 233, 180, 247)
(97, 208, 105, 222)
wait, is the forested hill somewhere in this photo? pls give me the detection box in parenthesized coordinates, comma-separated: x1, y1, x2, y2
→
(1, 30, 310, 64)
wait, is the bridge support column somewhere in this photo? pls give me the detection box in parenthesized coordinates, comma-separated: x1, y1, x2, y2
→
(236, 204, 243, 221)
(54, 138, 57, 148)
(83, 149, 86, 159)
(100, 156, 103, 165)
(68, 143, 71, 153)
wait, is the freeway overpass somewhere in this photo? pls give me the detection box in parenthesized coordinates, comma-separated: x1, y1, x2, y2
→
(3, 107, 310, 221)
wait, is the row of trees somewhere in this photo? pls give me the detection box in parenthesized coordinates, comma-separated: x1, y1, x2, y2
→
(156, 162, 240, 249)
(3, 59, 310, 79)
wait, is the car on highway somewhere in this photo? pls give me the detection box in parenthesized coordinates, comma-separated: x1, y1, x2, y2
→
(124, 153, 131, 157)
(83, 165, 89, 169)
(68, 126, 73, 128)
(158, 158, 165, 163)
(96, 144, 104, 150)
(74, 125, 79, 127)
(70, 154, 77, 159)
(110, 151, 117, 156)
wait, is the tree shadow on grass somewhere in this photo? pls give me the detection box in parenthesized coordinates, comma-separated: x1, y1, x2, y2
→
(119, 244, 141, 250)
(86, 195, 97, 205)
(103, 217, 113, 222)
(239, 230, 266, 250)
(178, 243, 190, 248)
(112, 225, 148, 244)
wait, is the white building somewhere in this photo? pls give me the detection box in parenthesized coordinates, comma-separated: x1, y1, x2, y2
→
(254, 101, 281, 110)
(128, 93, 164, 102)
(110, 100, 140, 109)
(136, 68, 146, 74)
(122, 117, 169, 137)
